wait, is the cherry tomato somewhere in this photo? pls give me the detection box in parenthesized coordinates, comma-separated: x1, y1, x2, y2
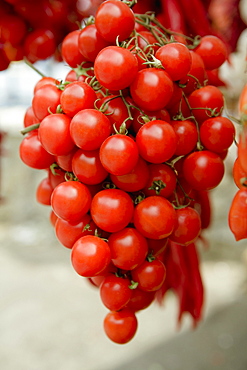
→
(19, 131, 54, 169)
(32, 84, 62, 121)
(95, 0, 135, 42)
(108, 227, 148, 270)
(100, 275, 132, 311)
(125, 288, 155, 311)
(200, 116, 235, 153)
(36, 177, 53, 206)
(131, 259, 166, 292)
(143, 163, 177, 198)
(23, 106, 40, 128)
(136, 120, 177, 163)
(182, 150, 225, 191)
(60, 81, 97, 117)
(0, 14, 27, 45)
(155, 42, 192, 81)
(100, 134, 139, 176)
(188, 85, 224, 124)
(61, 30, 87, 68)
(94, 46, 138, 90)
(134, 196, 176, 239)
(110, 157, 150, 193)
(171, 119, 198, 155)
(182, 51, 206, 95)
(51, 181, 92, 223)
(103, 308, 138, 344)
(55, 214, 96, 249)
(33, 77, 59, 94)
(130, 68, 174, 111)
(70, 108, 111, 150)
(72, 148, 108, 185)
(38, 113, 75, 156)
(228, 187, 247, 241)
(90, 189, 134, 233)
(78, 24, 111, 62)
(169, 207, 201, 245)
(55, 146, 78, 172)
(195, 35, 227, 70)
(71, 235, 111, 277)
(24, 29, 56, 63)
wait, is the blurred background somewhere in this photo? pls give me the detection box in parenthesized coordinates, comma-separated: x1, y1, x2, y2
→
(1, 1, 247, 370)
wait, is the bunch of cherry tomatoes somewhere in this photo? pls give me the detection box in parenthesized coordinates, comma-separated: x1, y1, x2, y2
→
(19, 0, 242, 344)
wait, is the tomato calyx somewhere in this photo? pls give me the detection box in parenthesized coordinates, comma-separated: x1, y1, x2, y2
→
(148, 180, 167, 195)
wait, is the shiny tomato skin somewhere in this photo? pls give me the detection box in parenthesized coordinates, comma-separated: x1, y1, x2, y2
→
(36, 177, 53, 206)
(136, 120, 177, 163)
(32, 84, 62, 121)
(182, 51, 206, 95)
(183, 150, 225, 191)
(171, 119, 198, 156)
(38, 113, 74, 156)
(24, 29, 56, 63)
(200, 117, 235, 153)
(72, 148, 108, 185)
(134, 196, 176, 239)
(110, 157, 149, 193)
(100, 275, 132, 311)
(103, 308, 138, 344)
(195, 35, 227, 70)
(60, 81, 97, 117)
(78, 24, 111, 62)
(71, 235, 111, 277)
(94, 46, 138, 90)
(70, 108, 111, 150)
(155, 42, 192, 81)
(130, 68, 174, 111)
(100, 134, 139, 176)
(131, 259, 166, 292)
(188, 85, 224, 124)
(61, 30, 87, 67)
(19, 131, 54, 170)
(90, 189, 134, 233)
(51, 181, 92, 223)
(108, 227, 148, 270)
(95, 0, 135, 42)
(125, 288, 155, 311)
(143, 163, 177, 198)
(169, 207, 202, 246)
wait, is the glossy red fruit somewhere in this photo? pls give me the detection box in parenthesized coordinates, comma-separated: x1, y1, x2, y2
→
(103, 309, 138, 344)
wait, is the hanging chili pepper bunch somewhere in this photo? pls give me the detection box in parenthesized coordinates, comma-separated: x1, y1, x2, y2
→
(19, 0, 236, 344)
(229, 84, 247, 241)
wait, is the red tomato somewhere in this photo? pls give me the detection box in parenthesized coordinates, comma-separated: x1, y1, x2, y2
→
(131, 259, 166, 292)
(195, 35, 227, 70)
(134, 196, 176, 239)
(72, 148, 108, 185)
(55, 146, 78, 172)
(23, 106, 40, 128)
(125, 288, 155, 311)
(103, 309, 138, 344)
(90, 189, 134, 233)
(171, 119, 198, 155)
(130, 68, 174, 111)
(36, 177, 53, 206)
(0, 14, 27, 45)
(19, 131, 54, 170)
(188, 85, 224, 124)
(143, 163, 177, 198)
(108, 227, 148, 270)
(169, 207, 201, 245)
(200, 117, 235, 153)
(60, 81, 96, 117)
(136, 120, 177, 163)
(61, 30, 87, 68)
(51, 181, 92, 223)
(110, 157, 150, 193)
(94, 46, 138, 90)
(95, 0, 135, 42)
(71, 235, 111, 277)
(182, 150, 225, 191)
(100, 134, 139, 176)
(38, 113, 75, 156)
(32, 84, 62, 121)
(228, 187, 247, 241)
(70, 108, 111, 150)
(155, 42, 192, 81)
(100, 275, 132, 311)
(24, 29, 56, 63)
(78, 24, 111, 62)
(182, 51, 206, 95)
(55, 214, 96, 249)
(33, 77, 59, 94)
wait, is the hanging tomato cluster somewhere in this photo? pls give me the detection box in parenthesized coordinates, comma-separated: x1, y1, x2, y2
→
(19, 0, 236, 344)
(229, 84, 247, 241)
